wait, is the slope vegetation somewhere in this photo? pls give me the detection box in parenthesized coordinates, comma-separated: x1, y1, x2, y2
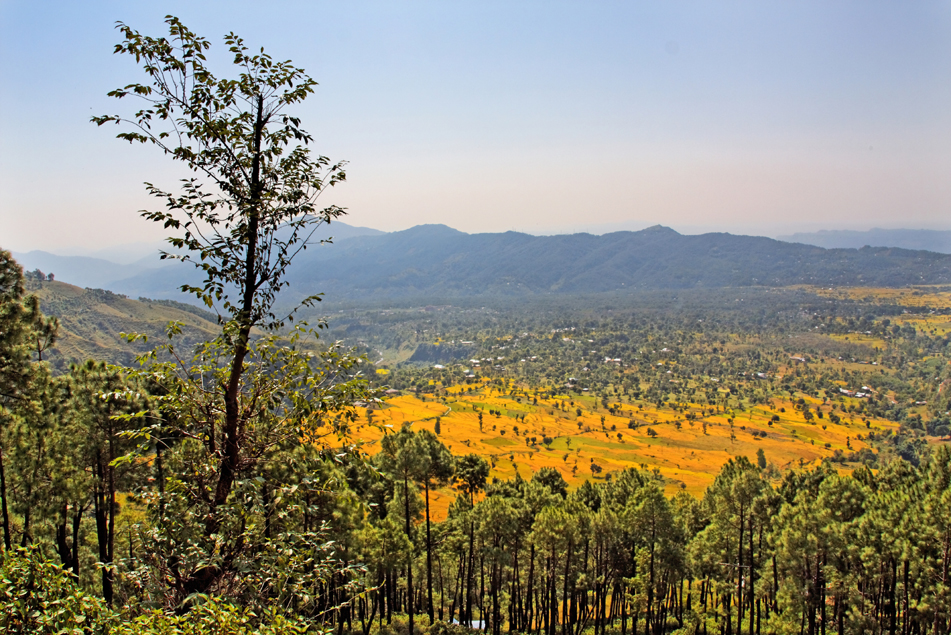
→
(27, 279, 221, 371)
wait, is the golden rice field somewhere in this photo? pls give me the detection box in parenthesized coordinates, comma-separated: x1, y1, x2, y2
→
(806, 286, 951, 334)
(805, 285, 951, 308)
(329, 384, 899, 520)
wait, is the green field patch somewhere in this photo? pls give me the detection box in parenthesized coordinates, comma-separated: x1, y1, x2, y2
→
(569, 436, 627, 451)
(483, 436, 518, 447)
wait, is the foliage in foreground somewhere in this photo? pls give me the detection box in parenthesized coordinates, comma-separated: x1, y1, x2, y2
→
(0, 547, 112, 634)
(5, 14, 951, 635)
(0, 547, 322, 634)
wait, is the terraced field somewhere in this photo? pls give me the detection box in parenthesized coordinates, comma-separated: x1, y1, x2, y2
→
(332, 382, 900, 519)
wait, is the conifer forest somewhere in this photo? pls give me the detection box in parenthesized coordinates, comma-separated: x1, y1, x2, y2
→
(1, 17, 950, 635)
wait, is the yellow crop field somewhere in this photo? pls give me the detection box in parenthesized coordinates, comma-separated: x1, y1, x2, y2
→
(797, 285, 951, 338)
(328, 384, 899, 520)
(804, 285, 951, 309)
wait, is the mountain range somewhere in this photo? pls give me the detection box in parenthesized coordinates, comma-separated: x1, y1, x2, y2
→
(12, 223, 951, 306)
(778, 228, 951, 253)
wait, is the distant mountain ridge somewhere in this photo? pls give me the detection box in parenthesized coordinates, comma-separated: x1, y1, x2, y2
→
(286, 224, 951, 299)
(11, 251, 153, 289)
(11, 220, 385, 291)
(14, 224, 951, 306)
(778, 228, 951, 254)
(92, 224, 951, 305)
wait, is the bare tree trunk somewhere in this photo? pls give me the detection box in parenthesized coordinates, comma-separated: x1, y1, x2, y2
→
(425, 479, 435, 624)
(438, 552, 445, 621)
(749, 517, 756, 635)
(737, 500, 745, 635)
(466, 519, 476, 626)
(562, 539, 573, 635)
(526, 544, 536, 631)
(94, 453, 113, 604)
(404, 472, 415, 635)
(0, 446, 10, 550)
(55, 504, 72, 571)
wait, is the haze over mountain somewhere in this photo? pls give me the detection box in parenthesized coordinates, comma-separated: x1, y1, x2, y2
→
(11, 252, 155, 290)
(778, 228, 951, 254)
(31, 223, 943, 308)
(11, 221, 385, 293)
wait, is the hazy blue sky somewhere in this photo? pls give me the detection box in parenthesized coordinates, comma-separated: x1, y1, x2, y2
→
(2, 1, 950, 252)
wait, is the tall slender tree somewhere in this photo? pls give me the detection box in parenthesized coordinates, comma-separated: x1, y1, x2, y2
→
(456, 454, 490, 626)
(93, 17, 370, 604)
(415, 429, 455, 624)
(379, 424, 426, 635)
(0, 251, 58, 552)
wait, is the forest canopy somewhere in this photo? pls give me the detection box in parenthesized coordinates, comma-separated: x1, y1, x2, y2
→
(1, 16, 950, 635)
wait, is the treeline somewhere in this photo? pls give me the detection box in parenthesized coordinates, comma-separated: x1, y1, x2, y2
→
(5, 410, 951, 635)
(6, 244, 951, 634)
(340, 426, 951, 635)
(5, 13, 951, 631)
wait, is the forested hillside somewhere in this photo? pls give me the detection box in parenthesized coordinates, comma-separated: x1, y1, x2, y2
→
(21, 275, 221, 371)
(98, 224, 951, 304)
(272, 224, 951, 299)
(3, 15, 950, 635)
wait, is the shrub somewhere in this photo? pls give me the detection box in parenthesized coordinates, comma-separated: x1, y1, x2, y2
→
(0, 548, 318, 634)
(0, 546, 114, 635)
(113, 600, 313, 634)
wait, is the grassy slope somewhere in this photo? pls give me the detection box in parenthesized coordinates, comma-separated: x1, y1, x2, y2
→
(29, 280, 221, 369)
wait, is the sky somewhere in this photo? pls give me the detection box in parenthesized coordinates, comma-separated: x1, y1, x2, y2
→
(2, 1, 950, 253)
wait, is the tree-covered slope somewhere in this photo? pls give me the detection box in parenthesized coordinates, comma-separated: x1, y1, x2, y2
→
(280, 224, 951, 300)
(100, 224, 951, 304)
(27, 279, 221, 371)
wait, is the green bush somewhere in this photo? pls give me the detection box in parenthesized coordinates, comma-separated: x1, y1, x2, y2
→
(113, 600, 313, 635)
(0, 547, 114, 634)
(0, 547, 316, 634)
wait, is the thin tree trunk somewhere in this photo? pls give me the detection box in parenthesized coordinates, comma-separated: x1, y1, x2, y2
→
(820, 553, 827, 635)
(70, 503, 82, 575)
(438, 551, 445, 621)
(889, 558, 898, 635)
(107, 435, 116, 602)
(404, 472, 415, 635)
(620, 581, 627, 635)
(215, 95, 264, 513)
(737, 501, 745, 635)
(902, 559, 909, 635)
(526, 544, 536, 631)
(425, 479, 435, 624)
(387, 567, 393, 624)
(749, 517, 756, 635)
(55, 504, 72, 571)
(19, 498, 31, 547)
(480, 552, 486, 628)
(562, 539, 573, 635)
(467, 518, 476, 626)
(0, 446, 10, 550)
(94, 454, 113, 604)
